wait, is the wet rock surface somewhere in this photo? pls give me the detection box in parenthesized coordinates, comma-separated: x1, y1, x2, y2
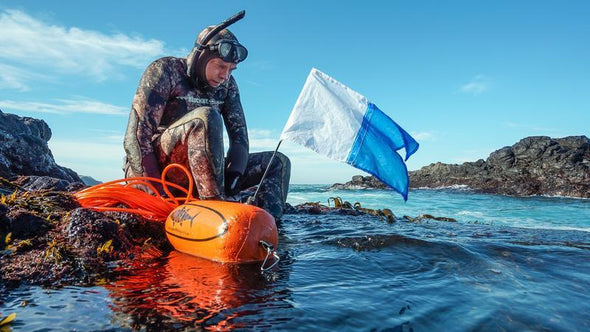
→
(0, 184, 171, 289)
(13, 175, 85, 192)
(333, 136, 590, 198)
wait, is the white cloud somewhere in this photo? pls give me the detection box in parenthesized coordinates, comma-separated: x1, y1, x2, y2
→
(248, 128, 281, 151)
(1, 98, 127, 115)
(458, 75, 489, 96)
(50, 139, 123, 161)
(103, 135, 125, 142)
(49, 139, 125, 181)
(0, 9, 169, 82)
(282, 145, 365, 184)
(0, 63, 56, 91)
(411, 131, 435, 141)
(249, 128, 275, 138)
(223, 128, 282, 152)
(86, 129, 125, 142)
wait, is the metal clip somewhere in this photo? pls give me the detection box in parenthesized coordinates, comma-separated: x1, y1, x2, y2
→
(260, 240, 280, 272)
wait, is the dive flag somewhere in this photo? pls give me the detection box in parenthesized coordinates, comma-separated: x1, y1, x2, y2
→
(280, 68, 419, 200)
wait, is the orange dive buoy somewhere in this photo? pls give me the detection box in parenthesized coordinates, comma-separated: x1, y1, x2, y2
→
(165, 200, 278, 263)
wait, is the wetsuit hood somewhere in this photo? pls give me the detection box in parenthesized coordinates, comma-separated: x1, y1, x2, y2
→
(186, 27, 243, 89)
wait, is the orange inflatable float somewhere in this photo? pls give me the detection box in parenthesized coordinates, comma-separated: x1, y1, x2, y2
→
(74, 163, 280, 266)
(165, 200, 279, 264)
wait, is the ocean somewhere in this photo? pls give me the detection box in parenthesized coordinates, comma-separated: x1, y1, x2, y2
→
(1, 185, 589, 331)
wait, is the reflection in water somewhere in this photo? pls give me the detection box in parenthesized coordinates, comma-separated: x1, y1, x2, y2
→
(106, 251, 292, 330)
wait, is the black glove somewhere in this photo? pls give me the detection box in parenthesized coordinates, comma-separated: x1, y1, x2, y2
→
(225, 171, 242, 196)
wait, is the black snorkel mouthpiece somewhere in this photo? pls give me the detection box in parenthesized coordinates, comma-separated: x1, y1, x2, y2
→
(187, 10, 246, 86)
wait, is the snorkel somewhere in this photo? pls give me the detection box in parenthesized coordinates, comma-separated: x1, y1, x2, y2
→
(187, 10, 246, 86)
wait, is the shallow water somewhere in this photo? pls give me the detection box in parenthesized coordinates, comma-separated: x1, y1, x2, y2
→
(1, 186, 589, 331)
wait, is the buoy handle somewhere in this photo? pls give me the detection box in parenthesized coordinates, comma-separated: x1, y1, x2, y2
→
(260, 240, 280, 272)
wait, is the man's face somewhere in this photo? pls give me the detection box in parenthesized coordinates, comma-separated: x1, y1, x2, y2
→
(205, 58, 237, 88)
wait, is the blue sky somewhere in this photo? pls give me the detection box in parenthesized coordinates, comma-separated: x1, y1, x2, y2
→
(1, 1, 588, 184)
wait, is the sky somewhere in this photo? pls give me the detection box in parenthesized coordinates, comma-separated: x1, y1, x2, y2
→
(1, 0, 588, 184)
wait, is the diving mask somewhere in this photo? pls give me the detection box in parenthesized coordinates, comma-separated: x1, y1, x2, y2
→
(208, 39, 248, 63)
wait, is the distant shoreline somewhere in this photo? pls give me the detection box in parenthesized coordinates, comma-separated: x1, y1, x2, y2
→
(329, 135, 590, 199)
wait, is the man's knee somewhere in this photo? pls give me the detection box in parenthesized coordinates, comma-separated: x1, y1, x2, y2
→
(273, 152, 291, 175)
(276, 152, 291, 168)
(185, 107, 222, 132)
(165, 107, 222, 135)
(171, 107, 224, 157)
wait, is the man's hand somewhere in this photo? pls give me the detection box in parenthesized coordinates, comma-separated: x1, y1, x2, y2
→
(225, 171, 242, 196)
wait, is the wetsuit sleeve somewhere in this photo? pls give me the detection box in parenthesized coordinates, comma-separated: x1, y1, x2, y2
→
(221, 76, 249, 176)
(124, 58, 172, 180)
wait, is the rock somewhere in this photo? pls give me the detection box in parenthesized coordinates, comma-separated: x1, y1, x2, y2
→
(0, 184, 170, 288)
(80, 175, 101, 186)
(0, 203, 9, 233)
(6, 209, 51, 239)
(0, 111, 175, 289)
(332, 136, 590, 198)
(13, 175, 85, 192)
(283, 203, 297, 215)
(0, 109, 81, 183)
(410, 136, 590, 198)
(331, 175, 388, 190)
(62, 208, 134, 259)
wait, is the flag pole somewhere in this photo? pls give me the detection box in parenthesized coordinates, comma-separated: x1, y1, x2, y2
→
(247, 140, 283, 205)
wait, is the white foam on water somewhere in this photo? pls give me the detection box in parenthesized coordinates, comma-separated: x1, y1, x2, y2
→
(457, 210, 485, 217)
(415, 184, 473, 191)
(517, 225, 590, 233)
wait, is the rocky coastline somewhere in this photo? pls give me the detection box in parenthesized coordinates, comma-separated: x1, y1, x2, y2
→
(2, 109, 586, 290)
(332, 136, 590, 198)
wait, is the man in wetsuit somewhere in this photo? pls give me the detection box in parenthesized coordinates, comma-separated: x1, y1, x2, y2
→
(123, 26, 291, 219)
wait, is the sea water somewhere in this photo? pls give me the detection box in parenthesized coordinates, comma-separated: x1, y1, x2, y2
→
(1, 185, 589, 331)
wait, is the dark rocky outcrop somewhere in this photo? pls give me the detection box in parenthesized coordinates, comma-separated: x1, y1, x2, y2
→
(0, 109, 81, 184)
(331, 175, 388, 190)
(332, 136, 590, 198)
(80, 175, 101, 186)
(0, 110, 137, 288)
(0, 189, 171, 288)
(12, 175, 85, 192)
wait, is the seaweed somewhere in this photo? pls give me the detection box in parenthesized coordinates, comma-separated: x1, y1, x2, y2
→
(0, 179, 171, 289)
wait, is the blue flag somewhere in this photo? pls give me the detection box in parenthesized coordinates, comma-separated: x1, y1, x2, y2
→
(281, 68, 419, 200)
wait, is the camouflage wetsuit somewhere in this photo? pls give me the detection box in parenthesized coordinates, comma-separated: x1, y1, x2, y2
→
(123, 32, 290, 219)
